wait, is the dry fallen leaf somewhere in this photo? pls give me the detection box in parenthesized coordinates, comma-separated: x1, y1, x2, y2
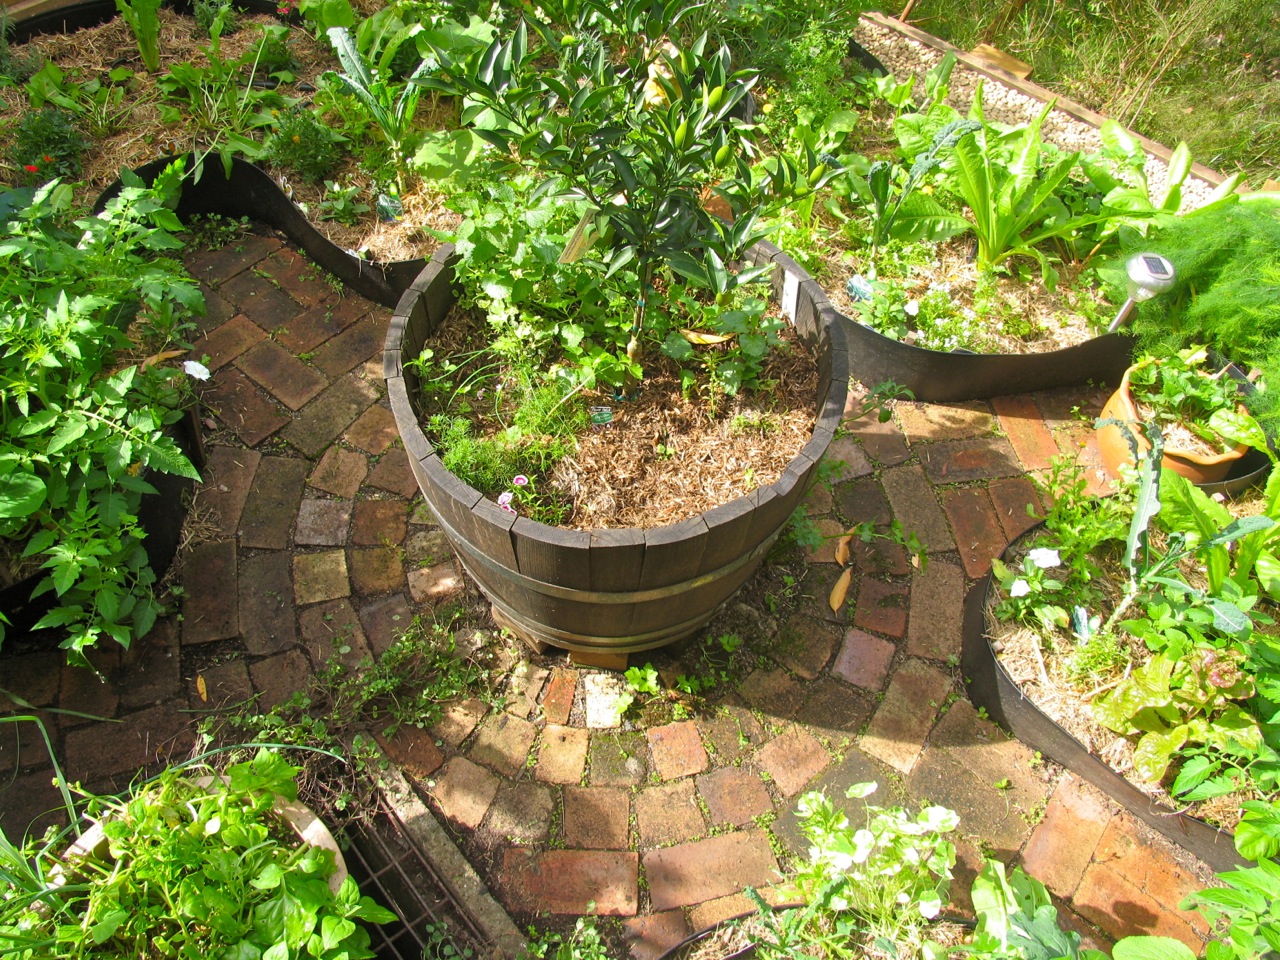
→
(835, 532, 854, 567)
(196, 674, 207, 703)
(829, 567, 852, 613)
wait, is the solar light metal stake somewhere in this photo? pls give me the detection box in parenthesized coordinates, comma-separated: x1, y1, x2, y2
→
(1107, 253, 1177, 332)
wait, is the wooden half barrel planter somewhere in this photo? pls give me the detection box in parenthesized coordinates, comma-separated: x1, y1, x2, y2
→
(384, 241, 849, 660)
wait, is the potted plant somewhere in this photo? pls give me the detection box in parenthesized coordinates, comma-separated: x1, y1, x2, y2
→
(1096, 345, 1257, 485)
(0, 744, 396, 958)
(383, 4, 849, 660)
(0, 162, 205, 665)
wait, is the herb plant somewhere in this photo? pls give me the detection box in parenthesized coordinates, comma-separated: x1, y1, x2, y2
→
(4, 106, 89, 182)
(262, 105, 345, 183)
(114, 0, 163, 73)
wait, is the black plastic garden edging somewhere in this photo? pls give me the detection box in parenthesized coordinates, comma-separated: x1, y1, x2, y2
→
(961, 554, 1246, 873)
(842, 318, 1138, 403)
(104, 155, 425, 309)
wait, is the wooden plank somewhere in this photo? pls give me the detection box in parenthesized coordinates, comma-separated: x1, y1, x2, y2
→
(698, 494, 755, 573)
(968, 43, 1032, 80)
(467, 498, 520, 572)
(639, 516, 709, 590)
(589, 527, 646, 593)
(420, 455, 482, 543)
(512, 518, 591, 589)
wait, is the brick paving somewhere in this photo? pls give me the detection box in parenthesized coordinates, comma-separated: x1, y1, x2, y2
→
(0, 231, 1222, 958)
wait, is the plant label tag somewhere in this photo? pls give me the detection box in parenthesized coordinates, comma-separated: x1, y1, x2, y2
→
(782, 269, 799, 321)
(559, 211, 597, 263)
(590, 405, 613, 430)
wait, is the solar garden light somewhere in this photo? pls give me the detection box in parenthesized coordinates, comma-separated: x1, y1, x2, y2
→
(1107, 253, 1177, 332)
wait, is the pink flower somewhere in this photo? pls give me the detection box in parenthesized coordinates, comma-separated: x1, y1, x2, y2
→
(512, 475, 530, 487)
(499, 503, 515, 513)
(497, 492, 514, 507)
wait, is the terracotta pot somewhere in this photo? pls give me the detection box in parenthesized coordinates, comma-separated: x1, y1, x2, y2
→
(1096, 364, 1249, 485)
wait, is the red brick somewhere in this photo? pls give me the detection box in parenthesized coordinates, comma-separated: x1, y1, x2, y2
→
(775, 616, 838, 680)
(647, 721, 709, 780)
(842, 407, 910, 465)
(62, 704, 192, 784)
(235, 339, 327, 410)
(367, 447, 420, 499)
(687, 886, 792, 930)
(822, 436, 873, 482)
(182, 540, 238, 644)
(1074, 862, 1203, 947)
(542, 668, 577, 725)
(756, 725, 829, 796)
(882, 464, 955, 553)
(292, 550, 350, 605)
(861, 658, 950, 774)
(802, 517, 845, 564)
(1092, 815, 1211, 936)
(697, 767, 773, 826)
(343, 403, 398, 455)
(309, 446, 368, 499)
(469, 713, 537, 777)
(906, 560, 964, 661)
(622, 911, 691, 960)
(1055, 422, 1116, 498)
(240, 455, 309, 549)
(501, 848, 638, 916)
(1020, 776, 1114, 898)
(349, 546, 405, 595)
(833, 477, 892, 527)
(201, 367, 289, 447)
(185, 233, 280, 284)
(535, 724, 589, 784)
(198, 446, 261, 538)
(644, 831, 777, 910)
(239, 551, 299, 655)
(430, 698, 488, 748)
(989, 475, 1042, 541)
(940, 486, 1006, 578)
(248, 649, 312, 709)
(562, 786, 630, 849)
(738, 667, 805, 718)
(407, 560, 463, 604)
(992, 393, 1060, 470)
(376, 727, 443, 779)
(191, 661, 252, 708)
(352, 499, 409, 546)
(295, 498, 352, 546)
(357, 592, 413, 655)
(264, 248, 332, 307)
(58, 663, 117, 723)
(920, 436, 1022, 483)
(897, 400, 995, 442)
(431, 757, 499, 829)
(193, 313, 265, 370)
(298, 598, 369, 668)
(312, 314, 383, 379)
(854, 578, 909, 637)
(220, 270, 302, 328)
(484, 781, 555, 844)
(282, 376, 378, 458)
(635, 780, 704, 846)
(831, 629, 896, 691)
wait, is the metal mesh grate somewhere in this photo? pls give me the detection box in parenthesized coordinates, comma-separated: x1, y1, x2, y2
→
(343, 793, 486, 960)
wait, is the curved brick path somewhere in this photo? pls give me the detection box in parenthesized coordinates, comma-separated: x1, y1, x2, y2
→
(0, 232, 1218, 958)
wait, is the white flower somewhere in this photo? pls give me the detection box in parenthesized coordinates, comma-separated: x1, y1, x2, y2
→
(904, 300, 920, 317)
(1027, 547, 1061, 569)
(183, 360, 211, 381)
(1010, 579, 1032, 598)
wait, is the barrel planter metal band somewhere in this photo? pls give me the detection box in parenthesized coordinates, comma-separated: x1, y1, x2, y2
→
(384, 242, 849, 656)
(961, 528, 1245, 872)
